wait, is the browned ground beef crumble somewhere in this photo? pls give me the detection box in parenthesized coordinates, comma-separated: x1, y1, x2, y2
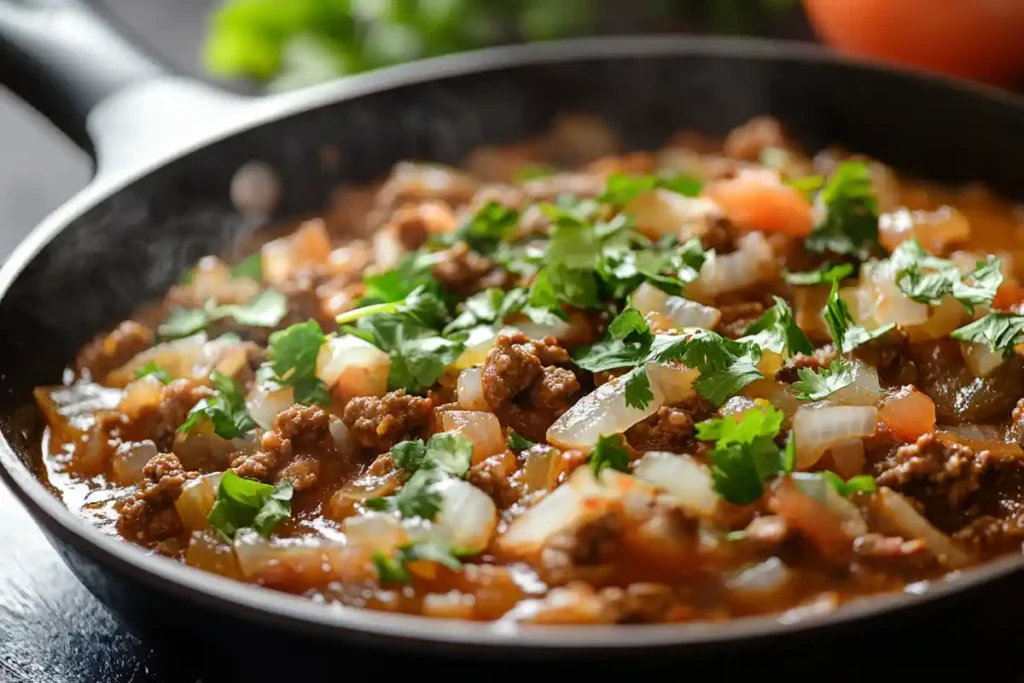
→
(33, 114, 1024, 625)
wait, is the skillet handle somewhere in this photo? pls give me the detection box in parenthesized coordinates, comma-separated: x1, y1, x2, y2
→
(0, 0, 169, 154)
(0, 0, 251, 174)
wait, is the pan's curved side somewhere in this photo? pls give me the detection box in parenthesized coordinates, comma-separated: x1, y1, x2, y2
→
(1, 39, 1024, 656)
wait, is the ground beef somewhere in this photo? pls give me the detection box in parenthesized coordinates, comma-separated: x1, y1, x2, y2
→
(117, 453, 197, 555)
(431, 242, 499, 297)
(231, 405, 338, 491)
(539, 510, 624, 586)
(528, 367, 580, 413)
(723, 116, 788, 162)
(342, 390, 433, 452)
(625, 397, 714, 453)
(852, 533, 936, 573)
(741, 515, 791, 552)
(74, 320, 154, 382)
(482, 333, 572, 408)
(1006, 398, 1024, 446)
(852, 327, 914, 385)
(113, 378, 214, 451)
(466, 451, 521, 508)
(716, 301, 766, 339)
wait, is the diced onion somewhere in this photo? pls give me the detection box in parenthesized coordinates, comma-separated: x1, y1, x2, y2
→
(261, 219, 332, 287)
(792, 404, 878, 470)
(430, 477, 498, 553)
(456, 367, 489, 411)
(862, 261, 930, 327)
(547, 373, 665, 449)
(498, 467, 653, 558)
(189, 255, 260, 304)
(185, 530, 243, 580)
(876, 487, 974, 568)
(233, 528, 355, 586)
(440, 411, 505, 464)
(645, 361, 699, 404)
(727, 557, 793, 595)
(315, 334, 390, 400)
(791, 473, 868, 537)
(328, 416, 356, 458)
(961, 341, 1006, 378)
(828, 439, 866, 479)
(633, 451, 718, 518)
(110, 440, 158, 486)
(688, 232, 777, 301)
(879, 206, 970, 254)
(631, 282, 720, 330)
(878, 386, 936, 440)
(106, 332, 209, 388)
(175, 472, 224, 532)
(341, 512, 409, 553)
(246, 381, 295, 431)
(828, 360, 882, 406)
(173, 433, 253, 473)
(520, 446, 560, 494)
(34, 383, 123, 444)
(452, 325, 498, 370)
(625, 189, 719, 240)
(372, 224, 406, 271)
(117, 375, 166, 418)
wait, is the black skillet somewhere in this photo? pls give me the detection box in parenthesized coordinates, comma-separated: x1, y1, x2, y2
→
(2, 0, 1024, 669)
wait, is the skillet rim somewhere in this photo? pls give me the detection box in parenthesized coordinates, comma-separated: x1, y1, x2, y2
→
(2, 34, 1024, 653)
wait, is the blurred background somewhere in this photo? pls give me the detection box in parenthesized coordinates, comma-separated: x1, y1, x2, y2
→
(2, 0, 1023, 257)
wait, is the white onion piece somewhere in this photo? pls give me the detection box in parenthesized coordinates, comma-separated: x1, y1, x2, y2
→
(106, 332, 209, 387)
(688, 232, 776, 301)
(828, 439, 866, 479)
(452, 325, 498, 370)
(233, 529, 353, 581)
(793, 473, 869, 537)
(633, 451, 718, 518)
(961, 341, 1006, 378)
(440, 411, 505, 464)
(110, 440, 159, 486)
(430, 477, 498, 553)
(372, 224, 406, 271)
(792, 404, 878, 470)
(498, 467, 652, 558)
(508, 318, 572, 342)
(341, 512, 409, 553)
(175, 472, 224, 532)
(828, 360, 882, 406)
(456, 367, 489, 411)
(645, 361, 699, 404)
(190, 255, 260, 304)
(547, 373, 665, 449)
(876, 487, 974, 568)
(328, 416, 356, 458)
(246, 381, 295, 431)
(261, 219, 332, 287)
(863, 261, 930, 327)
(727, 557, 793, 595)
(117, 375, 165, 417)
(631, 282, 720, 330)
(315, 334, 390, 399)
(625, 190, 719, 239)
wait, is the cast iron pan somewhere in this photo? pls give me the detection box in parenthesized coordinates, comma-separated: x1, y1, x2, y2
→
(2, 0, 1024, 668)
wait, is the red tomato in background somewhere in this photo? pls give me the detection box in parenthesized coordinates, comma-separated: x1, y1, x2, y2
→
(803, 0, 1024, 87)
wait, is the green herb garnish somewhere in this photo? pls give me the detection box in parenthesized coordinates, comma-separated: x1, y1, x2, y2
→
(134, 361, 172, 385)
(372, 540, 463, 584)
(740, 296, 813, 358)
(822, 278, 895, 353)
(179, 371, 257, 439)
(158, 289, 289, 339)
(784, 263, 854, 286)
(207, 470, 293, 541)
(265, 320, 331, 405)
(390, 432, 474, 478)
(695, 405, 788, 505)
(598, 172, 702, 206)
(951, 312, 1024, 358)
(589, 433, 631, 476)
(365, 468, 445, 520)
(805, 161, 880, 260)
(790, 358, 856, 401)
(889, 239, 1002, 314)
(506, 430, 535, 452)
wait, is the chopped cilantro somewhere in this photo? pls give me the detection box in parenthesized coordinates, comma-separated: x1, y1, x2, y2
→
(784, 263, 854, 286)
(740, 296, 813, 358)
(365, 468, 445, 520)
(822, 279, 895, 353)
(390, 432, 473, 478)
(337, 285, 448, 329)
(134, 361, 171, 385)
(821, 470, 877, 497)
(432, 201, 519, 255)
(805, 161, 880, 260)
(589, 433, 631, 476)
(207, 470, 293, 541)
(441, 287, 556, 336)
(361, 251, 442, 305)
(598, 172, 702, 206)
(157, 289, 288, 339)
(598, 236, 707, 299)
(951, 312, 1024, 357)
(178, 371, 257, 439)
(229, 253, 263, 281)
(506, 430, 535, 452)
(890, 240, 1002, 314)
(790, 358, 856, 401)
(372, 540, 463, 584)
(695, 405, 787, 505)
(265, 320, 331, 405)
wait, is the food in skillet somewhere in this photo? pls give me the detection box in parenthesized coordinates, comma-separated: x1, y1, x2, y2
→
(36, 115, 1024, 624)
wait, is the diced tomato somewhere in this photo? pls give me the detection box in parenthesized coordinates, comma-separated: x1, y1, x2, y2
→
(705, 171, 813, 237)
(992, 280, 1024, 311)
(878, 386, 936, 440)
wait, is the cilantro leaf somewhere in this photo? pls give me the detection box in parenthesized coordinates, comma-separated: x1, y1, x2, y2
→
(433, 201, 519, 255)
(159, 307, 208, 339)
(158, 289, 288, 339)
(230, 253, 263, 281)
(207, 471, 293, 541)
(648, 331, 764, 407)
(951, 312, 1024, 357)
(390, 432, 473, 478)
(506, 430, 534, 452)
(790, 359, 856, 401)
(571, 308, 652, 373)
(822, 279, 894, 353)
(784, 263, 854, 286)
(821, 471, 877, 498)
(805, 161, 880, 260)
(178, 371, 257, 439)
(598, 172, 702, 206)
(740, 296, 813, 357)
(442, 287, 535, 336)
(890, 240, 1002, 314)
(361, 251, 441, 305)
(366, 468, 445, 520)
(589, 433, 631, 476)
(372, 540, 463, 584)
(134, 361, 171, 385)
(266, 320, 331, 405)
(348, 312, 465, 394)
(695, 405, 787, 505)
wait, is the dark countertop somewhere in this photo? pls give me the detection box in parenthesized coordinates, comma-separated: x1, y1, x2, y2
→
(2, 3, 1024, 682)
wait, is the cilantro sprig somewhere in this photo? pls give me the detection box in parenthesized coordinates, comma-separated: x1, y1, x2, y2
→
(951, 312, 1024, 358)
(805, 161, 880, 261)
(822, 279, 895, 353)
(695, 405, 791, 505)
(372, 540, 463, 584)
(179, 371, 257, 439)
(740, 296, 813, 358)
(506, 430, 534, 452)
(784, 263, 854, 286)
(889, 239, 1002, 314)
(264, 320, 331, 405)
(589, 433, 630, 476)
(365, 432, 474, 520)
(207, 470, 293, 541)
(790, 358, 856, 401)
(159, 288, 288, 339)
(598, 172, 702, 206)
(135, 361, 172, 385)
